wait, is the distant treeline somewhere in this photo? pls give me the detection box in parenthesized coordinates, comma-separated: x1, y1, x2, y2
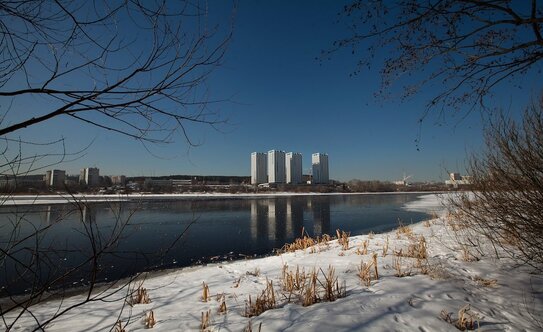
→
(128, 174, 251, 184)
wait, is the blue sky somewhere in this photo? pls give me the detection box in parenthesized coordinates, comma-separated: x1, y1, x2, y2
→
(4, 1, 539, 182)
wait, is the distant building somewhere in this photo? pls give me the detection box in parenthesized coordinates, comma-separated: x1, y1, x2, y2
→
(286, 152, 302, 184)
(144, 178, 172, 190)
(111, 175, 126, 186)
(445, 172, 471, 188)
(80, 167, 100, 187)
(251, 152, 267, 184)
(450, 173, 462, 181)
(0, 175, 45, 190)
(45, 169, 66, 188)
(268, 150, 286, 184)
(311, 153, 329, 184)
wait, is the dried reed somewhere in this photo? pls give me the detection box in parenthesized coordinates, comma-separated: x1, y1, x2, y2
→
(128, 286, 151, 306)
(218, 295, 227, 314)
(114, 320, 126, 332)
(244, 279, 276, 317)
(200, 309, 211, 331)
(144, 310, 156, 328)
(243, 321, 263, 332)
(202, 282, 210, 302)
(382, 236, 389, 257)
(393, 254, 410, 277)
(336, 229, 350, 250)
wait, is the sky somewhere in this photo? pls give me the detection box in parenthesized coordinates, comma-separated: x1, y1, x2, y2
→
(2, 1, 540, 182)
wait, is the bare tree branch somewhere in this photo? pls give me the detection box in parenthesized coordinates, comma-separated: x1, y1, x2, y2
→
(0, 0, 232, 144)
(326, 0, 543, 117)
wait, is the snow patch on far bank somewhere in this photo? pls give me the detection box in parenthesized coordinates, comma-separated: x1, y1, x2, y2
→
(403, 194, 446, 215)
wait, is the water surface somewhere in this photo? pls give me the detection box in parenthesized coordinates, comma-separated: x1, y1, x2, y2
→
(0, 193, 431, 295)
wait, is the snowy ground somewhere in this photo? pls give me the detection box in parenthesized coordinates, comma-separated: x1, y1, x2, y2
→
(3, 194, 542, 331)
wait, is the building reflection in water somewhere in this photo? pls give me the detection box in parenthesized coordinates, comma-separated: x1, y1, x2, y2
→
(286, 197, 303, 238)
(311, 196, 331, 236)
(250, 199, 268, 242)
(249, 196, 330, 244)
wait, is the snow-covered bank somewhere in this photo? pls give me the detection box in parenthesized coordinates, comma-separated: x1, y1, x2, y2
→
(1, 191, 442, 206)
(403, 193, 447, 215)
(3, 195, 542, 331)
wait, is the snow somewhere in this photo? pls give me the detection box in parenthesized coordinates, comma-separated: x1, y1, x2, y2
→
(2, 191, 438, 206)
(3, 194, 542, 331)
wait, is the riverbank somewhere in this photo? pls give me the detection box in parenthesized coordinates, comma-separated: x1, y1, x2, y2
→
(1, 191, 447, 206)
(3, 195, 541, 331)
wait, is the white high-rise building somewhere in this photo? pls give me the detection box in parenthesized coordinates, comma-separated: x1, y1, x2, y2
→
(311, 153, 329, 184)
(268, 150, 286, 184)
(80, 167, 100, 187)
(251, 152, 267, 184)
(45, 169, 66, 188)
(285, 152, 302, 184)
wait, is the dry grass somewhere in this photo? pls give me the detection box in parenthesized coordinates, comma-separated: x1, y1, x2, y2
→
(407, 235, 428, 259)
(281, 264, 306, 293)
(396, 220, 413, 238)
(456, 304, 479, 330)
(424, 220, 432, 227)
(200, 309, 211, 331)
(382, 236, 389, 257)
(280, 236, 315, 253)
(244, 279, 276, 317)
(336, 229, 350, 250)
(472, 276, 498, 287)
(246, 268, 261, 277)
(302, 269, 319, 307)
(356, 239, 369, 255)
(202, 282, 210, 302)
(114, 320, 126, 332)
(392, 254, 411, 277)
(318, 266, 346, 302)
(416, 257, 430, 275)
(368, 231, 375, 239)
(393, 236, 427, 260)
(144, 310, 156, 329)
(243, 321, 262, 332)
(128, 286, 151, 306)
(280, 265, 346, 307)
(217, 295, 227, 314)
(372, 253, 379, 279)
(441, 304, 479, 330)
(357, 260, 376, 287)
(461, 246, 479, 262)
(279, 228, 333, 253)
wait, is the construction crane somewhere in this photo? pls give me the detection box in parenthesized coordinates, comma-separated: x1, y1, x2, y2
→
(394, 173, 412, 186)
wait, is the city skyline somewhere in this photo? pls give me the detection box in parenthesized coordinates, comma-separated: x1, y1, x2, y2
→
(3, 1, 538, 182)
(252, 150, 325, 185)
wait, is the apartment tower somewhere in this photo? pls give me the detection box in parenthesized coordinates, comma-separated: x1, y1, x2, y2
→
(285, 152, 302, 184)
(45, 169, 66, 188)
(311, 153, 329, 184)
(80, 167, 100, 187)
(268, 150, 286, 184)
(251, 152, 267, 184)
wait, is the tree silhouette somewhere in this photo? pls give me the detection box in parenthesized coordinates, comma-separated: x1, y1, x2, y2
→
(327, 1, 543, 117)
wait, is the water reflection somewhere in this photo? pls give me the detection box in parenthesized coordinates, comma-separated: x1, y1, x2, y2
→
(1, 193, 432, 295)
(249, 197, 331, 244)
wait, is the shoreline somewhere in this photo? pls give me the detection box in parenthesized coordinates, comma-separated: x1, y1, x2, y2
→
(4, 194, 540, 331)
(1, 191, 447, 206)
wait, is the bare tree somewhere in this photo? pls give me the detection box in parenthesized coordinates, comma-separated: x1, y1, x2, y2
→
(0, 1, 231, 330)
(447, 97, 543, 270)
(327, 1, 543, 117)
(0, 0, 231, 145)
